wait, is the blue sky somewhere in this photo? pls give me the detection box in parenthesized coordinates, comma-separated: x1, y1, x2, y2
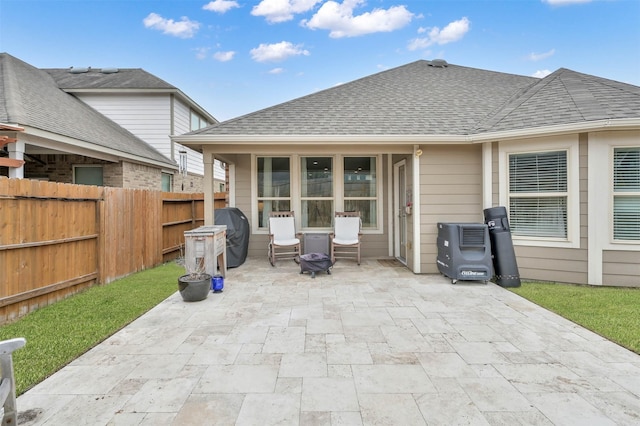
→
(1, 0, 639, 121)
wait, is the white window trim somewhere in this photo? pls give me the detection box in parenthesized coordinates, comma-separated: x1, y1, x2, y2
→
(252, 154, 383, 235)
(589, 131, 640, 250)
(499, 135, 580, 248)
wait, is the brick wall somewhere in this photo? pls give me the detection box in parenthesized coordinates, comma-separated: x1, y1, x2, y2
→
(122, 162, 162, 190)
(173, 172, 204, 193)
(5, 153, 211, 193)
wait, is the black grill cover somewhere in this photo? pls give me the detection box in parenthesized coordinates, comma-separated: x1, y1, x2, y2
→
(214, 207, 250, 268)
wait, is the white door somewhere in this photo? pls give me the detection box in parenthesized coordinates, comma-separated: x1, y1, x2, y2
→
(394, 160, 407, 264)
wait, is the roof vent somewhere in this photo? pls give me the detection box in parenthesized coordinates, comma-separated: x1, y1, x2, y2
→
(429, 59, 448, 68)
(101, 68, 119, 74)
(69, 67, 90, 74)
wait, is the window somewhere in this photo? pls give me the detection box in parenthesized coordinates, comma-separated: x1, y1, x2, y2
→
(508, 151, 567, 238)
(301, 157, 333, 228)
(161, 173, 172, 192)
(613, 147, 640, 241)
(74, 165, 103, 186)
(257, 157, 291, 228)
(190, 111, 208, 131)
(344, 157, 377, 228)
(254, 155, 381, 231)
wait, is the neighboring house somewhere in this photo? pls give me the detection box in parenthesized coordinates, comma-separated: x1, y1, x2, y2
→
(0, 52, 223, 191)
(175, 60, 640, 287)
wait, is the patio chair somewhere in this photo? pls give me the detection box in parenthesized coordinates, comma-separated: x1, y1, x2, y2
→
(0, 337, 26, 425)
(268, 211, 302, 266)
(330, 211, 362, 265)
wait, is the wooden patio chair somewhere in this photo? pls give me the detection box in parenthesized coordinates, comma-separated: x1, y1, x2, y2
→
(0, 337, 26, 425)
(330, 211, 362, 265)
(268, 211, 302, 266)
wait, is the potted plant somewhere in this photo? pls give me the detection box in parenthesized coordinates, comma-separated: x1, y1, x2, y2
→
(178, 256, 211, 302)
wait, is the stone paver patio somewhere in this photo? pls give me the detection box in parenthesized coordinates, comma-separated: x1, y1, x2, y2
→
(17, 257, 640, 425)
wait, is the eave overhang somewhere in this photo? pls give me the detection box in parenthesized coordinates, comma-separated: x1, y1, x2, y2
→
(6, 126, 178, 170)
(173, 118, 640, 151)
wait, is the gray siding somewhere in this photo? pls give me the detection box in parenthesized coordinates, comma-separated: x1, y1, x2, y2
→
(602, 250, 640, 287)
(419, 144, 484, 273)
(514, 246, 588, 284)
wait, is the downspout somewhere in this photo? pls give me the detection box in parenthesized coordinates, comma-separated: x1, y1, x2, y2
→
(413, 145, 422, 273)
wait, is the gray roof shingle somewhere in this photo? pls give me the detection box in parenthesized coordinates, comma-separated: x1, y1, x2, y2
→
(190, 60, 640, 138)
(0, 53, 175, 167)
(44, 67, 176, 90)
(476, 68, 640, 133)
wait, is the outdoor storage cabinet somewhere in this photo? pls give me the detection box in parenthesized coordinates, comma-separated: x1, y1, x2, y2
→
(184, 225, 227, 277)
(436, 222, 492, 284)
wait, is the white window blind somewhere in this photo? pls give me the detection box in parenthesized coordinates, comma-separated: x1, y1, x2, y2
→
(613, 147, 640, 241)
(508, 151, 568, 238)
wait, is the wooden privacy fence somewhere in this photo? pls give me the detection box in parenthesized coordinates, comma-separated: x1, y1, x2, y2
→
(0, 177, 226, 324)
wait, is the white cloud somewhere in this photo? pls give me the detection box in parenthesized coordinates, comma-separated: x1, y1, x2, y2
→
(250, 41, 310, 62)
(542, 0, 592, 5)
(143, 13, 200, 38)
(203, 0, 240, 13)
(527, 49, 556, 61)
(193, 47, 210, 59)
(407, 17, 470, 50)
(533, 69, 552, 78)
(302, 0, 413, 38)
(268, 67, 285, 74)
(252, 0, 322, 23)
(214, 51, 236, 62)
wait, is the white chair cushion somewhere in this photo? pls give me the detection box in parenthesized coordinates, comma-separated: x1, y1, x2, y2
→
(269, 217, 299, 246)
(334, 217, 360, 242)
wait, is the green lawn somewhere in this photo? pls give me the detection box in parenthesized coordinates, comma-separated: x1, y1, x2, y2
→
(0, 262, 184, 395)
(510, 282, 640, 354)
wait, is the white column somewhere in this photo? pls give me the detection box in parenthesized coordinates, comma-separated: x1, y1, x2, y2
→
(8, 140, 25, 179)
(203, 150, 214, 226)
(412, 145, 422, 273)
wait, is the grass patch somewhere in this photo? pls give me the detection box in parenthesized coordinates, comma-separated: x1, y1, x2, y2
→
(0, 262, 184, 395)
(511, 282, 640, 354)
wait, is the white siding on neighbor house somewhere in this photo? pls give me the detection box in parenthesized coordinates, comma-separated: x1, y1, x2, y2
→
(173, 97, 204, 176)
(76, 93, 173, 159)
(173, 97, 190, 135)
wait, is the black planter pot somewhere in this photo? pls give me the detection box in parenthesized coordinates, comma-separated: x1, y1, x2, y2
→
(178, 273, 211, 302)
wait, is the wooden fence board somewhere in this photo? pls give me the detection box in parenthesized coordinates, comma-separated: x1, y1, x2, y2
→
(0, 176, 216, 323)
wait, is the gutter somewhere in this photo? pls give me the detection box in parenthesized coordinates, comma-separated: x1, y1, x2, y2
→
(172, 118, 640, 146)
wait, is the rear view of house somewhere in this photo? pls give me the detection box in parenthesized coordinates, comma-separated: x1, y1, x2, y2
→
(175, 60, 640, 287)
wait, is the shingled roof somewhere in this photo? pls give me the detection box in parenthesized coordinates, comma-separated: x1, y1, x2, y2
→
(188, 60, 640, 138)
(0, 53, 175, 167)
(44, 67, 176, 90)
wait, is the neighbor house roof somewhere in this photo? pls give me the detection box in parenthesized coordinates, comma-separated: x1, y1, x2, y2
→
(0, 52, 176, 168)
(44, 67, 217, 124)
(183, 60, 640, 142)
